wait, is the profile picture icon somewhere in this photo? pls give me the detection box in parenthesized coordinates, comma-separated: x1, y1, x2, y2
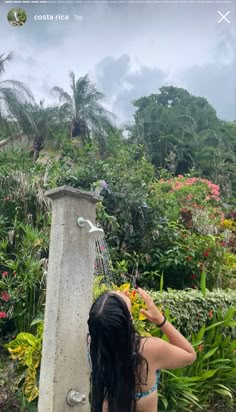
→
(7, 7, 27, 27)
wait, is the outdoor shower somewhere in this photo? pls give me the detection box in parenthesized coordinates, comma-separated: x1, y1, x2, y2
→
(38, 186, 101, 412)
(77, 217, 104, 240)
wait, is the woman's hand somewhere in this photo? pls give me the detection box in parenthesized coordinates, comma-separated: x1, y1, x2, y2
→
(137, 287, 164, 324)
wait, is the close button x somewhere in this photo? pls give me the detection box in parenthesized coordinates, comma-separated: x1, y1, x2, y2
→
(217, 11, 231, 24)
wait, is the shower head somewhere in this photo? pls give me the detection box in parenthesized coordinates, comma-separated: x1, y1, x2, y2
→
(77, 217, 104, 240)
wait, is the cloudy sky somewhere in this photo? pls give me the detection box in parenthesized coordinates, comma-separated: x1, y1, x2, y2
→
(0, 0, 235, 123)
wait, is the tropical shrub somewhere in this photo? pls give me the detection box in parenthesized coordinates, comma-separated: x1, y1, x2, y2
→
(150, 288, 236, 336)
(0, 221, 48, 336)
(1, 144, 235, 294)
(5, 321, 43, 403)
(138, 175, 236, 290)
(157, 306, 236, 412)
(93, 173, 236, 291)
(94, 278, 236, 336)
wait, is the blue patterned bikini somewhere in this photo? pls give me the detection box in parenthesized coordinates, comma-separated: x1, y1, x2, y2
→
(135, 369, 161, 399)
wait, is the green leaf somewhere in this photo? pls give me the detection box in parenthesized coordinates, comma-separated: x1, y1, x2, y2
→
(30, 317, 44, 326)
(200, 271, 206, 297)
(210, 359, 231, 365)
(159, 396, 168, 410)
(160, 271, 164, 293)
(214, 388, 233, 399)
(203, 347, 218, 360)
(196, 325, 205, 342)
(198, 369, 218, 379)
(24, 368, 39, 402)
(205, 321, 224, 332)
(16, 332, 37, 346)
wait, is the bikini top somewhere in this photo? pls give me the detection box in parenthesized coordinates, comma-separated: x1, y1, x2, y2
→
(86, 336, 160, 400)
(135, 369, 161, 399)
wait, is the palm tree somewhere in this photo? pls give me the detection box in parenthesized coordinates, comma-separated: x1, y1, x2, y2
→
(52, 72, 115, 153)
(14, 100, 62, 160)
(0, 52, 32, 123)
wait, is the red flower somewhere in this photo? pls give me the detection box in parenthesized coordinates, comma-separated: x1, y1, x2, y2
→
(187, 256, 192, 261)
(208, 309, 213, 318)
(203, 248, 211, 257)
(130, 290, 137, 298)
(0, 291, 10, 302)
(2, 271, 8, 277)
(190, 274, 197, 280)
(221, 242, 226, 247)
(0, 312, 7, 319)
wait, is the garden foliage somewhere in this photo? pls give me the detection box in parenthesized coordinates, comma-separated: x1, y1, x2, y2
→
(5, 281, 235, 411)
(0, 78, 235, 411)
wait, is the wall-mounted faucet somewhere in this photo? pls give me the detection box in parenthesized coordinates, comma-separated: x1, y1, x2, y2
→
(67, 389, 86, 407)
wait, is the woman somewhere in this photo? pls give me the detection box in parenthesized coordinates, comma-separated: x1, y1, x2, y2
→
(87, 287, 196, 412)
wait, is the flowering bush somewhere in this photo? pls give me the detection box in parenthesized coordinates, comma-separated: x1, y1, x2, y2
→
(0, 222, 48, 337)
(0, 272, 11, 329)
(149, 175, 223, 225)
(142, 175, 236, 290)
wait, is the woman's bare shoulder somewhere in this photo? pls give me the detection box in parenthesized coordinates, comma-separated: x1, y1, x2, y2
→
(139, 336, 166, 362)
(139, 336, 163, 354)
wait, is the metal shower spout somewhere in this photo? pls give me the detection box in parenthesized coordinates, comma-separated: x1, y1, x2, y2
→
(77, 217, 104, 239)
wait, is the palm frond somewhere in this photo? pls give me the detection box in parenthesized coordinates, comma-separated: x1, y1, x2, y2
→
(0, 52, 14, 76)
(53, 72, 116, 150)
(51, 86, 72, 104)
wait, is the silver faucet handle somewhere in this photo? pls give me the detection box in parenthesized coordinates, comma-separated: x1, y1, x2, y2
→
(67, 389, 86, 406)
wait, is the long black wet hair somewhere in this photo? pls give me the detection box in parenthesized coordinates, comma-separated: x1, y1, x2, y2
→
(87, 291, 148, 412)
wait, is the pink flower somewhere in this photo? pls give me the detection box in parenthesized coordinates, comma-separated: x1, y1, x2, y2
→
(2, 271, 8, 277)
(3, 197, 11, 201)
(0, 312, 7, 319)
(0, 291, 10, 302)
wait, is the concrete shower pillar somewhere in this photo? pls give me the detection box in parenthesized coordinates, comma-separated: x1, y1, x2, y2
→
(38, 186, 99, 412)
